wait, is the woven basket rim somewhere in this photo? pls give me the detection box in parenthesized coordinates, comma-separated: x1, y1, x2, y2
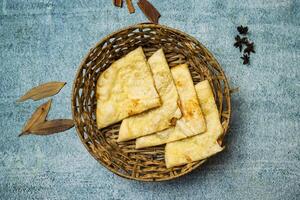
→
(71, 23, 231, 181)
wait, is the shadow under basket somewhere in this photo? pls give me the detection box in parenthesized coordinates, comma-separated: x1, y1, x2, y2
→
(71, 23, 231, 181)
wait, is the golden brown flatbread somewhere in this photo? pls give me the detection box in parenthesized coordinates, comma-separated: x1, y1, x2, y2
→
(118, 49, 182, 142)
(135, 64, 206, 148)
(96, 47, 161, 129)
(165, 80, 224, 168)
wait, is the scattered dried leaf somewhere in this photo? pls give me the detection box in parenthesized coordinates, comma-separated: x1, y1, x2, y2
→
(26, 119, 74, 136)
(126, 0, 135, 14)
(137, 0, 161, 24)
(17, 82, 66, 102)
(19, 99, 52, 136)
(113, 0, 123, 7)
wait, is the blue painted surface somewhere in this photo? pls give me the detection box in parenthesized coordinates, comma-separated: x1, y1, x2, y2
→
(0, 0, 299, 199)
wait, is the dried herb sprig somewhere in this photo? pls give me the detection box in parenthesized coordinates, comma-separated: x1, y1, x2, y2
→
(237, 25, 248, 35)
(244, 42, 255, 55)
(240, 54, 250, 65)
(234, 35, 248, 52)
(234, 25, 255, 65)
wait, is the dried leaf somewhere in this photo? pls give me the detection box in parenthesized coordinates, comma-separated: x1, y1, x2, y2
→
(137, 0, 161, 24)
(17, 82, 66, 102)
(126, 0, 135, 14)
(19, 99, 52, 136)
(27, 119, 74, 136)
(113, 0, 123, 7)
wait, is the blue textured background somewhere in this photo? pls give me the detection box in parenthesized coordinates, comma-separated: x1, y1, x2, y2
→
(0, 0, 299, 199)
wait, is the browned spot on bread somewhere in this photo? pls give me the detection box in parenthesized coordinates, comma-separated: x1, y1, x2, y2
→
(170, 117, 177, 126)
(95, 92, 99, 100)
(128, 106, 140, 116)
(184, 155, 192, 162)
(185, 110, 194, 118)
(183, 99, 199, 119)
(128, 110, 134, 115)
(176, 80, 183, 87)
(131, 99, 140, 107)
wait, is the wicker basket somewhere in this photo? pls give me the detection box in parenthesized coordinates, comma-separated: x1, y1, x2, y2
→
(71, 23, 231, 181)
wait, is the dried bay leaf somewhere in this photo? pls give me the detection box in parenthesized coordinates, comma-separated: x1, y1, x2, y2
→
(19, 99, 52, 136)
(126, 0, 135, 14)
(17, 82, 66, 102)
(137, 0, 161, 24)
(28, 119, 74, 136)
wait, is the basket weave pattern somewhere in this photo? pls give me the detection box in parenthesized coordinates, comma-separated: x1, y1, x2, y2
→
(72, 24, 231, 181)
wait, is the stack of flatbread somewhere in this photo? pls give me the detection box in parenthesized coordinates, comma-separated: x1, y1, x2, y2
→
(96, 47, 224, 168)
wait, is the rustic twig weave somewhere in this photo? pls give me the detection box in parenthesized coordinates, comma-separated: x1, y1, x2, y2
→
(71, 23, 231, 181)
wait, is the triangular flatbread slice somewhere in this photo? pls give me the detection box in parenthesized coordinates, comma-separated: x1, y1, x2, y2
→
(165, 80, 224, 168)
(96, 47, 161, 129)
(118, 49, 182, 142)
(135, 64, 206, 148)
